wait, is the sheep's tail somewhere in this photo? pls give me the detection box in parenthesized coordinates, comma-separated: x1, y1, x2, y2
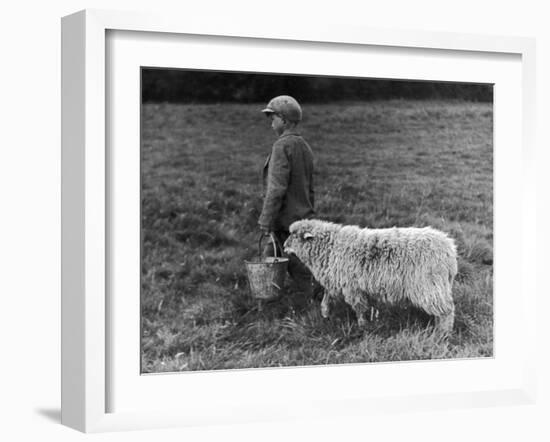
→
(418, 257, 456, 317)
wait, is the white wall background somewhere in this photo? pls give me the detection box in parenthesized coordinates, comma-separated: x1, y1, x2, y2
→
(0, 1, 547, 441)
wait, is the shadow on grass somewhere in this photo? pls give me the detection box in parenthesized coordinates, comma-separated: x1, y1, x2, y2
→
(234, 284, 435, 340)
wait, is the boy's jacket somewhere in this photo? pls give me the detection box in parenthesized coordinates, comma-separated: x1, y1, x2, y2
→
(259, 131, 315, 231)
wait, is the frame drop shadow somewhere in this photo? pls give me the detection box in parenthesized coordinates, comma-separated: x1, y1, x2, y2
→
(35, 408, 61, 423)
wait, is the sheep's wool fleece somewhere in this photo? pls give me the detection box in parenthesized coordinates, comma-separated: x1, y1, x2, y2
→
(286, 219, 457, 316)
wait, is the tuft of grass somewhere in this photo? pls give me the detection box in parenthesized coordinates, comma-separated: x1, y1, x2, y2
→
(141, 100, 493, 373)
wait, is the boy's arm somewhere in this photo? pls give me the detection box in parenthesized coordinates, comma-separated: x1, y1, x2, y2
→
(258, 143, 290, 230)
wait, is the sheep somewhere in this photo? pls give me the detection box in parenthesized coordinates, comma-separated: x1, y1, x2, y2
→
(283, 219, 458, 332)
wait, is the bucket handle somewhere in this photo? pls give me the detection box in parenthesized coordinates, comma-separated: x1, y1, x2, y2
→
(258, 233, 283, 260)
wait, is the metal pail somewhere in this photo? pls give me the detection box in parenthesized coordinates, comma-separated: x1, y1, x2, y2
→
(245, 233, 288, 301)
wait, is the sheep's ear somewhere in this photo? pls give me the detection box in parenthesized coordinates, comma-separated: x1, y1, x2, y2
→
(303, 232, 314, 240)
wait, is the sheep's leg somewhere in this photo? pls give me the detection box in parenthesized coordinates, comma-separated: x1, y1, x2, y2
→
(369, 306, 380, 322)
(435, 309, 455, 333)
(320, 291, 332, 319)
(343, 289, 368, 327)
(355, 304, 368, 327)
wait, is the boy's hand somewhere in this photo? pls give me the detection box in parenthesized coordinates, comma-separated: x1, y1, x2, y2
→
(259, 224, 271, 234)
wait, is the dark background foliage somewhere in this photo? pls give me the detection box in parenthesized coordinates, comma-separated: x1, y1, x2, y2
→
(142, 68, 493, 103)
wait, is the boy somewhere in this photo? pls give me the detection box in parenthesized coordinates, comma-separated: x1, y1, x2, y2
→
(258, 95, 316, 298)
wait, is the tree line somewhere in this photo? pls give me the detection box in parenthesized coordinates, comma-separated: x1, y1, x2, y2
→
(142, 68, 492, 103)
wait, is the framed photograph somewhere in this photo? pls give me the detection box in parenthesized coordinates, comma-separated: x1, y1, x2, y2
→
(61, 9, 537, 433)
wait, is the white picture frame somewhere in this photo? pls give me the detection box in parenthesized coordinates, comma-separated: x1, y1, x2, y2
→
(61, 9, 537, 433)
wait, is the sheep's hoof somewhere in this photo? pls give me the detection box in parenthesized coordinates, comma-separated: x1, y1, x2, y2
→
(321, 306, 330, 319)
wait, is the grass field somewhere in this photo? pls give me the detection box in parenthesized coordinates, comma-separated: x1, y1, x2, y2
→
(140, 100, 493, 373)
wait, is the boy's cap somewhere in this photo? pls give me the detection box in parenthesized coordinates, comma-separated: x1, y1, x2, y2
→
(261, 95, 302, 123)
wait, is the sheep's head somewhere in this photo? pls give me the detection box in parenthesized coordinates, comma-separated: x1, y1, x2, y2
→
(284, 219, 333, 267)
(284, 221, 315, 260)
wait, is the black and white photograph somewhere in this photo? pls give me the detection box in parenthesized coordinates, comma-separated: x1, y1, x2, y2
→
(140, 69, 494, 373)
